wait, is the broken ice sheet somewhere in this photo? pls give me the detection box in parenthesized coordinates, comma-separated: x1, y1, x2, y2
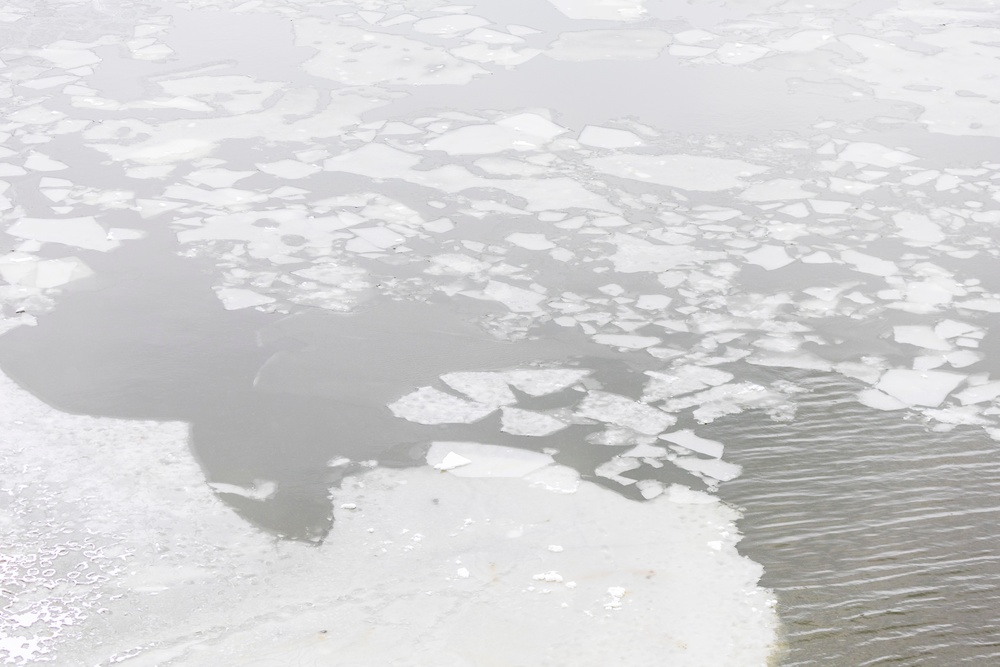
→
(575, 391, 676, 435)
(874, 369, 966, 408)
(500, 407, 568, 436)
(388, 387, 496, 424)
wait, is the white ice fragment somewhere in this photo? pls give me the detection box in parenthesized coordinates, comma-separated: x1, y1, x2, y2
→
(956, 298, 1000, 313)
(838, 142, 918, 168)
(425, 442, 554, 478)
(495, 113, 568, 140)
(841, 250, 898, 277)
(636, 479, 665, 500)
(635, 294, 671, 310)
(610, 234, 725, 273)
(547, 545, 564, 552)
(875, 369, 965, 408)
(24, 153, 68, 171)
(389, 388, 496, 424)
(588, 154, 768, 191)
(208, 480, 277, 501)
(532, 571, 564, 583)
(506, 232, 556, 250)
(893, 325, 951, 351)
(7, 217, 118, 252)
(673, 457, 742, 483)
(434, 452, 473, 471)
(257, 159, 321, 180)
(893, 212, 943, 244)
(503, 369, 590, 396)
(740, 178, 813, 201)
(593, 334, 661, 349)
(456, 567, 470, 578)
(575, 391, 676, 435)
(523, 464, 580, 493)
(500, 408, 568, 437)
(441, 372, 517, 407)
(467, 280, 546, 313)
(578, 125, 644, 148)
(935, 320, 978, 339)
(595, 457, 641, 485)
(412, 15, 490, 35)
(546, 0, 645, 21)
(340, 503, 358, 510)
(215, 288, 274, 311)
(659, 430, 724, 458)
(743, 245, 794, 270)
(857, 389, 908, 411)
(954, 382, 1000, 405)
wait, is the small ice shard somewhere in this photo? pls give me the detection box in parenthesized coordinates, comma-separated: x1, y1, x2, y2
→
(742, 245, 795, 270)
(500, 407, 568, 436)
(636, 479, 665, 499)
(576, 391, 676, 435)
(578, 125, 644, 148)
(874, 369, 965, 408)
(389, 387, 496, 424)
(208, 480, 277, 501)
(457, 567, 470, 578)
(547, 545, 564, 552)
(340, 503, 358, 510)
(605, 586, 627, 610)
(659, 430, 724, 458)
(426, 442, 554, 478)
(595, 457, 642, 485)
(533, 571, 564, 582)
(434, 452, 473, 471)
(215, 288, 275, 311)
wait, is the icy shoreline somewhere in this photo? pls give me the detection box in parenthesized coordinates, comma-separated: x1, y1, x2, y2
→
(0, 370, 778, 666)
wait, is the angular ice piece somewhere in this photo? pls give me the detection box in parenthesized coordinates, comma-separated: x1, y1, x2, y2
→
(523, 464, 580, 493)
(548, 30, 670, 61)
(506, 233, 556, 250)
(546, 0, 645, 20)
(956, 298, 1000, 313)
(578, 125, 644, 148)
(575, 391, 676, 435)
(622, 443, 669, 459)
(593, 334, 661, 349)
(7, 217, 118, 252)
(857, 388, 908, 411)
(893, 212, 943, 244)
(502, 369, 589, 396)
(840, 250, 897, 277)
(643, 366, 734, 401)
(743, 245, 794, 270)
(636, 479, 665, 499)
(425, 442, 553, 478)
(412, 15, 490, 35)
(595, 457, 641, 485)
(587, 154, 768, 191)
(610, 234, 725, 273)
(893, 325, 951, 351)
(635, 294, 671, 310)
(441, 372, 517, 407)
(215, 288, 275, 311)
(674, 457, 742, 482)
(471, 280, 546, 313)
(838, 142, 918, 168)
(495, 113, 568, 140)
(208, 480, 277, 501)
(257, 159, 321, 180)
(389, 387, 496, 424)
(433, 452, 472, 471)
(739, 178, 813, 201)
(875, 369, 965, 408)
(659, 430, 724, 458)
(954, 382, 1000, 405)
(935, 320, 978, 339)
(500, 407, 568, 436)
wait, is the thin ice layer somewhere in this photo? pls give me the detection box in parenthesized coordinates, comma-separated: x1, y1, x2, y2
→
(0, 371, 778, 666)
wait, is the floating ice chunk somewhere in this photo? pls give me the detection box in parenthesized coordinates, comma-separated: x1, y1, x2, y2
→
(24, 153, 68, 171)
(522, 464, 580, 493)
(840, 250, 897, 277)
(548, 30, 670, 61)
(186, 168, 256, 188)
(532, 571, 564, 582)
(663, 382, 785, 424)
(441, 372, 517, 407)
(670, 44, 715, 57)
(674, 457, 742, 483)
(412, 15, 490, 35)
(578, 125, 644, 148)
(390, 388, 495, 424)
(426, 442, 553, 478)
(425, 124, 544, 155)
(622, 443, 669, 459)
(257, 160, 321, 180)
(857, 389, 908, 411)
(714, 42, 770, 65)
(595, 457, 641, 485)
(208, 480, 277, 501)
(575, 391, 676, 435)
(588, 154, 768, 191)
(956, 298, 1000, 313)
(468, 280, 546, 313)
(743, 245, 795, 270)
(593, 334, 661, 349)
(456, 567, 470, 578)
(545, 0, 645, 21)
(31, 43, 101, 68)
(350, 226, 405, 250)
(740, 178, 814, 201)
(503, 369, 590, 396)
(610, 234, 725, 273)
(838, 142, 918, 168)
(659, 430, 724, 458)
(506, 232, 556, 250)
(501, 407, 568, 436)
(801, 251, 834, 264)
(893, 326, 950, 351)
(296, 20, 486, 86)
(495, 113, 568, 140)
(215, 288, 275, 311)
(6, 216, 118, 252)
(875, 369, 965, 408)
(433, 451, 473, 471)
(935, 320, 978, 339)
(893, 212, 943, 244)
(635, 294, 672, 310)
(954, 382, 1000, 405)
(0, 256, 92, 289)
(636, 479, 664, 499)
(643, 366, 734, 401)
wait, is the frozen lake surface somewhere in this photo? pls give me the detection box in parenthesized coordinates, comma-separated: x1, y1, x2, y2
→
(2, 0, 1000, 664)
